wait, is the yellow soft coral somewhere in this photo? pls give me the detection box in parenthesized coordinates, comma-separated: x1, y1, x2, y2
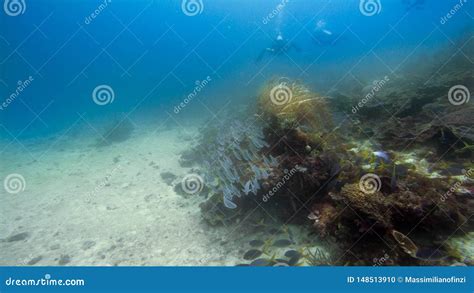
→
(257, 79, 333, 137)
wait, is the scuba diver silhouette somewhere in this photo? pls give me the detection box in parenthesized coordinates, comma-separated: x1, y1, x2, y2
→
(312, 20, 342, 46)
(255, 32, 300, 63)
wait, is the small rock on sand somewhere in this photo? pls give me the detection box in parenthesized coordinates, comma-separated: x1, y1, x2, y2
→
(81, 240, 96, 250)
(5, 232, 30, 242)
(50, 244, 60, 250)
(27, 256, 42, 265)
(160, 172, 177, 186)
(58, 254, 71, 265)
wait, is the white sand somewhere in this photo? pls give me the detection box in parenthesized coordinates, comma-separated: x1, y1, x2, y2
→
(0, 120, 251, 266)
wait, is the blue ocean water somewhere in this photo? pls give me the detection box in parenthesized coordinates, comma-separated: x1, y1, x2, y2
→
(1, 0, 471, 139)
(1, 0, 474, 269)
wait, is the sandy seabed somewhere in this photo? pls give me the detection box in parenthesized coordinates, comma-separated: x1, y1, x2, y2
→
(4, 118, 471, 266)
(0, 121, 250, 266)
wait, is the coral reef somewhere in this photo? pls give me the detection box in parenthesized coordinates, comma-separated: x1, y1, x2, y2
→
(329, 37, 474, 158)
(189, 69, 474, 265)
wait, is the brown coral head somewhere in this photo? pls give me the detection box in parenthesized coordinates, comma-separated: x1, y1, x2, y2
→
(391, 230, 418, 258)
(359, 173, 382, 195)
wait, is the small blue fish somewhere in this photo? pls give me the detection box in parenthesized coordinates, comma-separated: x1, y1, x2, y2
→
(231, 146, 242, 161)
(241, 149, 252, 161)
(250, 163, 261, 179)
(223, 186, 233, 200)
(252, 178, 260, 191)
(230, 185, 242, 198)
(373, 151, 390, 162)
(262, 155, 272, 168)
(223, 196, 237, 209)
(242, 180, 252, 195)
